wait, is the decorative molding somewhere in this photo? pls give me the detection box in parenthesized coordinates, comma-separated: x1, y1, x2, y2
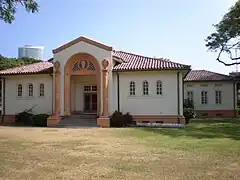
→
(72, 60, 96, 72)
(52, 36, 113, 54)
(54, 61, 60, 73)
(102, 59, 109, 70)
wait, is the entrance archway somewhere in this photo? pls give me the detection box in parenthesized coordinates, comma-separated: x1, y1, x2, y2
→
(64, 53, 101, 116)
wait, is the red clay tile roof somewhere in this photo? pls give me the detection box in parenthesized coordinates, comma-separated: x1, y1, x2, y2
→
(0, 62, 53, 75)
(112, 51, 190, 71)
(0, 51, 190, 75)
(184, 70, 233, 82)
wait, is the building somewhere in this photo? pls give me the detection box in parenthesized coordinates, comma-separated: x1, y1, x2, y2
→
(184, 70, 236, 118)
(0, 36, 190, 127)
(18, 45, 44, 60)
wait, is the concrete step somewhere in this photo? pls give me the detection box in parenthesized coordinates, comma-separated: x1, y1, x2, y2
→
(59, 116, 97, 127)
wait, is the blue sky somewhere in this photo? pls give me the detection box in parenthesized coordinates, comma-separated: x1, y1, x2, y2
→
(0, 0, 237, 74)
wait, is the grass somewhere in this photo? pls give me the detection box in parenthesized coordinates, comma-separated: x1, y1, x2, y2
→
(0, 120, 239, 180)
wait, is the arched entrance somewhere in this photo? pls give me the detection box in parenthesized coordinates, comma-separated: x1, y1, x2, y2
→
(64, 53, 101, 116)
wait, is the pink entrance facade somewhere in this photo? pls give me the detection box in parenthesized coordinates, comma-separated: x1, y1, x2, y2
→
(47, 37, 113, 127)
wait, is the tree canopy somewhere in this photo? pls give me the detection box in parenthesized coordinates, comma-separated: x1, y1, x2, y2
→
(0, 0, 39, 23)
(0, 55, 41, 70)
(206, 0, 240, 66)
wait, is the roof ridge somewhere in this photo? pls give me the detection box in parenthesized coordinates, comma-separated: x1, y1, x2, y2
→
(115, 50, 166, 60)
(114, 50, 190, 68)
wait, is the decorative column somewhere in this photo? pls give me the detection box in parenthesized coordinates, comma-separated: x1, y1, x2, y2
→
(97, 59, 110, 127)
(47, 61, 61, 126)
(64, 72, 71, 116)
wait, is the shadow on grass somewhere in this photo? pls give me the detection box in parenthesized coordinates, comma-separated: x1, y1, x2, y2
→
(140, 120, 240, 140)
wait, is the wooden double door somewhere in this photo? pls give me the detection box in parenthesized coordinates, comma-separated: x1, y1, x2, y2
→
(84, 93, 97, 113)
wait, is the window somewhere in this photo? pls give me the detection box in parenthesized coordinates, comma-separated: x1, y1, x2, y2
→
(17, 84, 23, 97)
(39, 84, 44, 97)
(129, 81, 135, 96)
(84, 85, 91, 92)
(91, 85, 97, 91)
(187, 91, 193, 102)
(156, 81, 162, 95)
(215, 91, 222, 104)
(28, 83, 33, 97)
(84, 85, 97, 92)
(143, 81, 149, 95)
(201, 91, 208, 104)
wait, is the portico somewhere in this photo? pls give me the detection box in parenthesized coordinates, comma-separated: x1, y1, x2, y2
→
(47, 37, 113, 127)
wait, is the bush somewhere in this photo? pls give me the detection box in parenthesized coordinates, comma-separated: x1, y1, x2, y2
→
(15, 111, 34, 126)
(183, 108, 195, 124)
(110, 111, 133, 127)
(33, 114, 49, 127)
(123, 112, 133, 126)
(183, 98, 195, 124)
(110, 111, 123, 127)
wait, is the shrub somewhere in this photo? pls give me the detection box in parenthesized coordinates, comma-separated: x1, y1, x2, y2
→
(183, 108, 195, 124)
(110, 111, 123, 127)
(15, 111, 34, 126)
(33, 114, 49, 127)
(183, 98, 195, 124)
(123, 112, 133, 126)
(110, 111, 133, 127)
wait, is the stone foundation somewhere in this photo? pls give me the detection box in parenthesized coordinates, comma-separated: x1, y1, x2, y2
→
(195, 110, 235, 118)
(132, 115, 185, 124)
(1, 115, 16, 125)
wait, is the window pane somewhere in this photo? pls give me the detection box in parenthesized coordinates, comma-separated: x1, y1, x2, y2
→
(28, 84, 33, 97)
(156, 81, 162, 95)
(91, 86, 97, 91)
(17, 84, 22, 97)
(84, 86, 91, 92)
(40, 84, 44, 96)
(215, 91, 222, 104)
(143, 81, 149, 95)
(129, 81, 135, 95)
(201, 91, 208, 104)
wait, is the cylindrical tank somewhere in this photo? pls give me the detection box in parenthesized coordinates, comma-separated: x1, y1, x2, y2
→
(18, 45, 44, 60)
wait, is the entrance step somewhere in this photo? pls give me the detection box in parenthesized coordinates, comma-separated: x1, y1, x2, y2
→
(60, 115, 99, 127)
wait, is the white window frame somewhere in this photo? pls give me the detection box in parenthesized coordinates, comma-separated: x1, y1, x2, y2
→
(187, 91, 193, 102)
(84, 85, 97, 92)
(143, 80, 149, 95)
(201, 91, 208, 104)
(28, 83, 33, 97)
(39, 84, 44, 97)
(215, 90, 222, 104)
(156, 80, 162, 95)
(129, 81, 136, 96)
(17, 84, 23, 97)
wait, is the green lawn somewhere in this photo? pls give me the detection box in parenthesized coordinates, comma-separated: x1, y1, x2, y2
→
(0, 120, 239, 180)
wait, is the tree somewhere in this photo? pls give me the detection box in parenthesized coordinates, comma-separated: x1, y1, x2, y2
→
(0, 55, 41, 70)
(206, 0, 240, 66)
(0, 0, 39, 24)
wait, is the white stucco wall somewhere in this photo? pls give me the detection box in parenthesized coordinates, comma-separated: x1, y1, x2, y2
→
(53, 40, 112, 116)
(118, 71, 183, 116)
(184, 81, 235, 110)
(4, 74, 53, 115)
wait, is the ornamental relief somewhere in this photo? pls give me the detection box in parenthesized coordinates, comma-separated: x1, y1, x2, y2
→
(72, 60, 96, 72)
